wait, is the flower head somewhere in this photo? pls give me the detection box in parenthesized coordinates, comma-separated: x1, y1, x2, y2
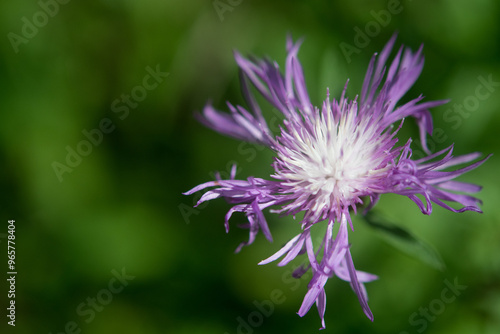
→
(185, 34, 490, 329)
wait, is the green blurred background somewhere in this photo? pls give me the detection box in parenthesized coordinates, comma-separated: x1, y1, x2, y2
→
(0, 0, 499, 333)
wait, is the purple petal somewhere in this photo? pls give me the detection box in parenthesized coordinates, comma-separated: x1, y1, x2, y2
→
(259, 233, 302, 265)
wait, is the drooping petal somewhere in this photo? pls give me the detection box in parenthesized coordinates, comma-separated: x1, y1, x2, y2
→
(258, 233, 302, 265)
(344, 249, 374, 321)
(316, 288, 327, 330)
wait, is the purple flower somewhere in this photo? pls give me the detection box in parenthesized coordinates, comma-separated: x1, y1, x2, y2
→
(184, 34, 490, 329)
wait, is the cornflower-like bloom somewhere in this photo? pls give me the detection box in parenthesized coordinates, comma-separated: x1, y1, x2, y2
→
(184, 35, 489, 329)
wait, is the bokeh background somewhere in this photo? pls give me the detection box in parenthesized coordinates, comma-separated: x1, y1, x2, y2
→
(0, 0, 499, 333)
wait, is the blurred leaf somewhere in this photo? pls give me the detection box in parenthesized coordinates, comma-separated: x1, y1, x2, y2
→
(362, 211, 446, 271)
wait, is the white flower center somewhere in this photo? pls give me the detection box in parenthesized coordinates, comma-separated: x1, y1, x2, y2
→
(274, 103, 392, 210)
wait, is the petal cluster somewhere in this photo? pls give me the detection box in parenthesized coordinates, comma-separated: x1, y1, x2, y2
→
(184, 34, 489, 328)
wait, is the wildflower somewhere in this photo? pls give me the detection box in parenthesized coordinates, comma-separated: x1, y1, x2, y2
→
(184, 34, 489, 329)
